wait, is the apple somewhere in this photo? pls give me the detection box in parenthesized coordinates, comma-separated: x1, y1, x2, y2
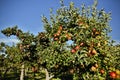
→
(75, 45, 80, 50)
(91, 66, 97, 72)
(116, 74, 120, 79)
(32, 66, 37, 72)
(80, 42, 84, 46)
(100, 69, 105, 74)
(54, 37, 58, 41)
(109, 71, 117, 79)
(91, 49, 97, 55)
(66, 34, 69, 37)
(116, 69, 120, 75)
(54, 34, 57, 37)
(71, 49, 76, 53)
(92, 28, 97, 33)
(56, 33, 60, 36)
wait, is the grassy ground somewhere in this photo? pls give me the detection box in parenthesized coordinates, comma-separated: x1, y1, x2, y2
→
(1, 71, 46, 80)
(1, 70, 72, 80)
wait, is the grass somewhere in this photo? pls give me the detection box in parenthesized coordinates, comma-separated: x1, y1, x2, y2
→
(1, 71, 46, 80)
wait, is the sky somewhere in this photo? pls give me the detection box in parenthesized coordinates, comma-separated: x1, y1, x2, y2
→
(0, 0, 120, 44)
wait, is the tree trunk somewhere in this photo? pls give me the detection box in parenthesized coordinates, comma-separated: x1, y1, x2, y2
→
(45, 68, 49, 80)
(20, 63, 24, 80)
(45, 68, 54, 80)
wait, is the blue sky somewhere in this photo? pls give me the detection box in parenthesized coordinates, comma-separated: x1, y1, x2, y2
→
(0, 0, 120, 44)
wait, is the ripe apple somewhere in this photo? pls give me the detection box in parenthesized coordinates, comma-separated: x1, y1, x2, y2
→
(56, 33, 60, 36)
(91, 66, 97, 72)
(109, 71, 117, 79)
(75, 45, 80, 50)
(32, 66, 37, 72)
(116, 74, 120, 79)
(91, 49, 97, 55)
(100, 69, 105, 74)
(71, 49, 76, 53)
(54, 34, 57, 37)
(80, 42, 84, 46)
(116, 69, 120, 75)
(66, 34, 69, 37)
(54, 37, 58, 41)
(92, 28, 97, 33)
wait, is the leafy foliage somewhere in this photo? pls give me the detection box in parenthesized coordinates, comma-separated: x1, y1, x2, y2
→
(0, 0, 120, 80)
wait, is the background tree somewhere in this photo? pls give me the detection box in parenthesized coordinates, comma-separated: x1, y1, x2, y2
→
(1, 26, 38, 80)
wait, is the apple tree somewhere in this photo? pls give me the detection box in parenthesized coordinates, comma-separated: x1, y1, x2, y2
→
(39, 0, 120, 79)
(1, 26, 38, 80)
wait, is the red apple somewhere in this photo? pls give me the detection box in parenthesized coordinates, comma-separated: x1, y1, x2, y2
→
(75, 45, 80, 50)
(100, 69, 105, 74)
(109, 71, 117, 79)
(91, 49, 97, 55)
(71, 49, 76, 53)
(80, 42, 84, 46)
(54, 37, 59, 41)
(92, 28, 97, 33)
(56, 33, 60, 36)
(54, 34, 57, 37)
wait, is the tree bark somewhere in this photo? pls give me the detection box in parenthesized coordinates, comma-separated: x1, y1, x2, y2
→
(45, 68, 49, 80)
(45, 68, 54, 80)
(20, 63, 24, 80)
